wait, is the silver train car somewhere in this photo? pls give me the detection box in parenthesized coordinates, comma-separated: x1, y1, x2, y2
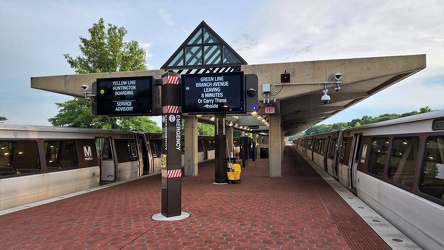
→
(0, 125, 216, 211)
(294, 110, 444, 249)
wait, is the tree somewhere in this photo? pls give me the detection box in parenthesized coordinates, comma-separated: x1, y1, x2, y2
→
(420, 106, 433, 113)
(198, 122, 215, 136)
(50, 18, 160, 132)
(64, 18, 147, 73)
(0, 116, 6, 122)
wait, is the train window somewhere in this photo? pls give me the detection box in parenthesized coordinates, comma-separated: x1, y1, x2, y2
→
(339, 138, 347, 164)
(367, 137, 389, 177)
(0, 141, 40, 176)
(150, 141, 159, 158)
(432, 118, 444, 130)
(320, 139, 325, 154)
(114, 139, 138, 162)
(128, 140, 138, 160)
(96, 138, 112, 160)
(44, 141, 78, 170)
(306, 139, 312, 150)
(315, 139, 325, 154)
(387, 137, 419, 188)
(207, 140, 215, 151)
(419, 136, 444, 201)
(328, 139, 336, 159)
(198, 139, 204, 152)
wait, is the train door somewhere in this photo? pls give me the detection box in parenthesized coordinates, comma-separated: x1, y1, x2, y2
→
(323, 137, 330, 171)
(201, 138, 208, 161)
(137, 133, 152, 175)
(96, 137, 116, 183)
(350, 134, 362, 189)
(332, 131, 343, 179)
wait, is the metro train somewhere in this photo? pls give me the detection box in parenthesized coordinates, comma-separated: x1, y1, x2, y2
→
(294, 110, 444, 249)
(0, 125, 217, 210)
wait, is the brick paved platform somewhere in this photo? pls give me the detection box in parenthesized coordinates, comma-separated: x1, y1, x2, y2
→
(0, 146, 393, 249)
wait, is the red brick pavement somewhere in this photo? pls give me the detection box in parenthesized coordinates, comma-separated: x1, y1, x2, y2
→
(0, 147, 390, 249)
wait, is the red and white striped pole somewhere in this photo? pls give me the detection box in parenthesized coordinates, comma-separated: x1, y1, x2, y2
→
(160, 72, 182, 217)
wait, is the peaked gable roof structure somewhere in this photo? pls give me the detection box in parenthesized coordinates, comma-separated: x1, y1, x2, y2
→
(161, 21, 247, 74)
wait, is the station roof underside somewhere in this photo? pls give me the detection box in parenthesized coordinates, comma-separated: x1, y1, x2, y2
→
(31, 54, 426, 136)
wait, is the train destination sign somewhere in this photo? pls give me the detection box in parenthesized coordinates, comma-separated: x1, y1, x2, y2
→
(96, 76, 153, 115)
(182, 72, 244, 114)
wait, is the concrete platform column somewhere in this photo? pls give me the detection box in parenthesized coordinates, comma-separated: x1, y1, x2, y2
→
(269, 114, 282, 177)
(281, 131, 285, 158)
(184, 116, 198, 176)
(252, 133, 258, 160)
(226, 126, 234, 158)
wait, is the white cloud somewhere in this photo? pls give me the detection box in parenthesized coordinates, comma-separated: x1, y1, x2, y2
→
(138, 42, 151, 49)
(231, 0, 444, 72)
(1, 0, 444, 127)
(158, 9, 175, 26)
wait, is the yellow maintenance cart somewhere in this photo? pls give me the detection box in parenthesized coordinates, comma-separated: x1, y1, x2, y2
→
(227, 163, 241, 184)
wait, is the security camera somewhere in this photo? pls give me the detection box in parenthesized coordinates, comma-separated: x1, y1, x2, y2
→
(321, 94, 330, 104)
(81, 85, 89, 91)
(334, 85, 341, 92)
(334, 73, 342, 81)
(321, 88, 330, 104)
(246, 88, 257, 97)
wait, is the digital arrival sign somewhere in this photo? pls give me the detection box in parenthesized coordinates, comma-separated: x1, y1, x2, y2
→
(182, 72, 245, 114)
(96, 76, 154, 116)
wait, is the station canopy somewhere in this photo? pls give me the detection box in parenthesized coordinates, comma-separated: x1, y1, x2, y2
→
(30, 20, 426, 136)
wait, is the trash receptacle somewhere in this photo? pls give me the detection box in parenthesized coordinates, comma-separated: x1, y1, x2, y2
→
(260, 148, 268, 158)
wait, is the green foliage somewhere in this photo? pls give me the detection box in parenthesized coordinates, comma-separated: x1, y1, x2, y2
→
(198, 122, 215, 136)
(49, 98, 103, 128)
(0, 116, 6, 122)
(303, 106, 435, 136)
(305, 124, 333, 136)
(64, 18, 147, 73)
(49, 18, 160, 132)
(49, 98, 161, 132)
(233, 129, 242, 138)
(118, 116, 161, 132)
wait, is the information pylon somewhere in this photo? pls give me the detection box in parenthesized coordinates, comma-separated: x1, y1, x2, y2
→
(214, 114, 228, 183)
(161, 72, 182, 217)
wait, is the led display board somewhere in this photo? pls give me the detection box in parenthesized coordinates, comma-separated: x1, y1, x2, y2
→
(182, 72, 244, 114)
(96, 76, 153, 115)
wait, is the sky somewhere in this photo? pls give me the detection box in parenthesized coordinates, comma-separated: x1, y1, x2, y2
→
(1, 0, 443, 127)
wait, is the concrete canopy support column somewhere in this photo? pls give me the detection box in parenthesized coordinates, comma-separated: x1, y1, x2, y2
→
(269, 114, 282, 177)
(184, 116, 198, 176)
(226, 126, 234, 159)
(252, 133, 258, 160)
(281, 132, 285, 158)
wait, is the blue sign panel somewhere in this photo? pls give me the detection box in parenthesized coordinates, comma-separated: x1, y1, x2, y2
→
(182, 72, 244, 114)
